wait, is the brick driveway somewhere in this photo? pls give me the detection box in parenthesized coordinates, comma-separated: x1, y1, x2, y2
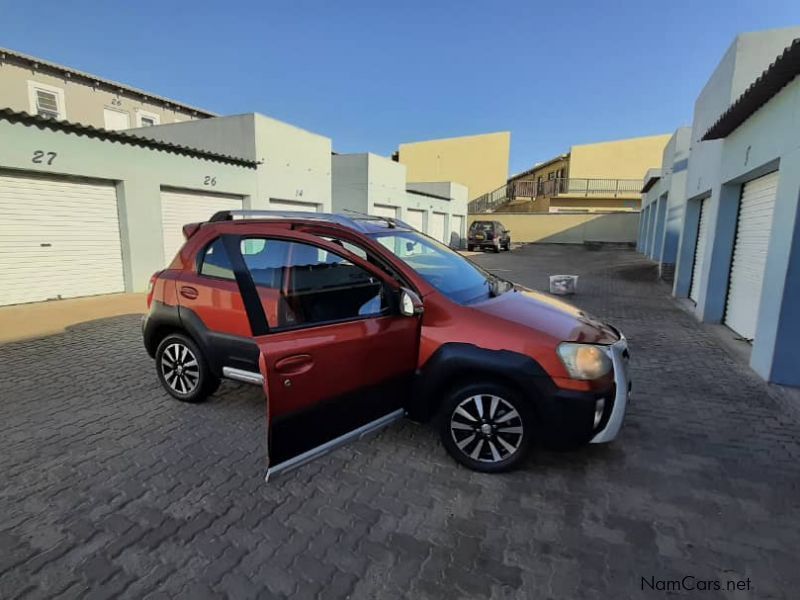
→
(2, 245, 799, 599)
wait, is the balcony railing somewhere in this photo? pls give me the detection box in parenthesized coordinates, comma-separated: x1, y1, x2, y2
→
(511, 177, 643, 198)
(468, 183, 512, 213)
(468, 177, 644, 213)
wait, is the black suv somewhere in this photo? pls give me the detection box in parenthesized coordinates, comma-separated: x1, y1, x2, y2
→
(468, 220, 511, 252)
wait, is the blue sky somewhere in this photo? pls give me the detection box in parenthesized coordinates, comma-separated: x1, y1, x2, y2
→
(2, 1, 799, 174)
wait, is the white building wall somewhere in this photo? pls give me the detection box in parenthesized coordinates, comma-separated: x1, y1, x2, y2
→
(130, 112, 333, 212)
(254, 115, 332, 211)
(331, 154, 369, 214)
(366, 154, 408, 213)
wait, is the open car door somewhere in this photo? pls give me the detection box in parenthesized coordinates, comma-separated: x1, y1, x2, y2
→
(220, 231, 422, 480)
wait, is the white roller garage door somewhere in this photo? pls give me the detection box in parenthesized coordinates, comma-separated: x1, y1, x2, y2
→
(450, 214, 465, 248)
(372, 204, 398, 219)
(689, 199, 710, 304)
(430, 212, 446, 243)
(269, 199, 319, 213)
(161, 189, 242, 265)
(405, 209, 425, 232)
(0, 171, 125, 306)
(724, 171, 778, 341)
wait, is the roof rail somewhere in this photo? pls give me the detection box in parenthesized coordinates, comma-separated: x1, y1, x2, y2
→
(342, 209, 396, 228)
(207, 209, 414, 233)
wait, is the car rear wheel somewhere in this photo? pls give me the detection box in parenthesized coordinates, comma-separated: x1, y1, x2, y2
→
(467, 244, 474, 251)
(155, 333, 220, 403)
(439, 382, 532, 472)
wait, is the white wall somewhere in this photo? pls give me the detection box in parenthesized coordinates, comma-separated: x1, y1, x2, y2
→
(331, 153, 468, 242)
(254, 115, 332, 211)
(332, 154, 369, 214)
(129, 114, 258, 160)
(366, 154, 408, 212)
(131, 113, 333, 212)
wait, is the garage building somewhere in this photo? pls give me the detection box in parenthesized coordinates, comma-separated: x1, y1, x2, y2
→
(637, 28, 800, 387)
(0, 108, 258, 305)
(332, 153, 469, 247)
(130, 113, 333, 214)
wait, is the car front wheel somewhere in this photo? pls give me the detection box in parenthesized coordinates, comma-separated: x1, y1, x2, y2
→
(439, 382, 532, 472)
(155, 333, 220, 403)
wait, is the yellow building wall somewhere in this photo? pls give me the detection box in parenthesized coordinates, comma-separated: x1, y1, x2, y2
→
(468, 212, 640, 244)
(398, 131, 510, 200)
(568, 134, 671, 180)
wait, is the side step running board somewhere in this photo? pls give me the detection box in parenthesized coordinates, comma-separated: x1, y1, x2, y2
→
(265, 408, 406, 482)
(222, 366, 264, 386)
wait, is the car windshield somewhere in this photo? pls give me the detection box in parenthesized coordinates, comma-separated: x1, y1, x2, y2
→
(370, 230, 512, 304)
(470, 222, 494, 233)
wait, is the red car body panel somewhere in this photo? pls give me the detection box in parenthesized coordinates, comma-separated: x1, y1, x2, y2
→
(256, 314, 419, 417)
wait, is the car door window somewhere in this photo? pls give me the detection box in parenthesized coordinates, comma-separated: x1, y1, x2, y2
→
(237, 237, 388, 330)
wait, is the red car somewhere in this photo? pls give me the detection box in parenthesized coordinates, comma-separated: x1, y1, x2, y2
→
(143, 211, 630, 477)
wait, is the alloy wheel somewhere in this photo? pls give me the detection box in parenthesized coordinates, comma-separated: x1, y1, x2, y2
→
(160, 342, 200, 395)
(449, 394, 524, 463)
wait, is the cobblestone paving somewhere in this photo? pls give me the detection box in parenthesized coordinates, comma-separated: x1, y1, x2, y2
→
(2, 245, 799, 599)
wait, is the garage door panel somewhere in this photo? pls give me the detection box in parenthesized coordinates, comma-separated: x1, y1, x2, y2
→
(372, 204, 398, 219)
(689, 199, 709, 303)
(0, 171, 124, 306)
(430, 212, 446, 243)
(405, 209, 425, 232)
(724, 171, 778, 341)
(161, 189, 243, 265)
(268, 200, 319, 213)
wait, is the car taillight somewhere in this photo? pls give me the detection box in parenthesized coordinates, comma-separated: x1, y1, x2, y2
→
(146, 272, 160, 309)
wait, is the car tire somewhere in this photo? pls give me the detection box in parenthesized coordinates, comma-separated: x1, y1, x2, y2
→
(155, 333, 220, 403)
(493, 244, 500, 253)
(467, 244, 474, 251)
(439, 381, 533, 473)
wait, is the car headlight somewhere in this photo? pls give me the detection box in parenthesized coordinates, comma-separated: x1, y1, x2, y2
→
(557, 343, 613, 380)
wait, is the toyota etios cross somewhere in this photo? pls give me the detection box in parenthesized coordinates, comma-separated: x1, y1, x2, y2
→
(142, 211, 630, 478)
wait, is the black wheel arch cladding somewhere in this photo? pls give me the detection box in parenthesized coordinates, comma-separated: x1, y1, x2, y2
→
(142, 301, 259, 377)
(408, 342, 557, 422)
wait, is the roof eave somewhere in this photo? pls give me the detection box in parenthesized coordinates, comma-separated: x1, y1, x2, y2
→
(0, 47, 217, 118)
(0, 108, 257, 168)
(702, 37, 800, 141)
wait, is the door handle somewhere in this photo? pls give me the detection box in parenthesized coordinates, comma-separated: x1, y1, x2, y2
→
(274, 354, 314, 375)
(179, 286, 199, 300)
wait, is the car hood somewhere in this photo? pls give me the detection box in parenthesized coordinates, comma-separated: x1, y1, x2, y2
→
(471, 287, 619, 344)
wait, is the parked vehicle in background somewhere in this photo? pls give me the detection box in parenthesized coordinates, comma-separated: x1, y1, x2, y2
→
(468, 220, 511, 252)
(142, 211, 630, 478)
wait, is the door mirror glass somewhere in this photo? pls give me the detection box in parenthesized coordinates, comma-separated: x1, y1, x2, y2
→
(399, 288, 423, 317)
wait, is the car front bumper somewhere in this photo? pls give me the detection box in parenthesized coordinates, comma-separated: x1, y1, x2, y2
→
(534, 335, 630, 447)
(590, 335, 630, 443)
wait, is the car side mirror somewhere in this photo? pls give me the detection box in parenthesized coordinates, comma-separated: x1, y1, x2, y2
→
(399, 288, 424, 317)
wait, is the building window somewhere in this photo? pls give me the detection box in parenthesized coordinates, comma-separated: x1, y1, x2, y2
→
(103, 108, 130, 131)
(136, 110, 160, 127)
(27, 81, 66, 120)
